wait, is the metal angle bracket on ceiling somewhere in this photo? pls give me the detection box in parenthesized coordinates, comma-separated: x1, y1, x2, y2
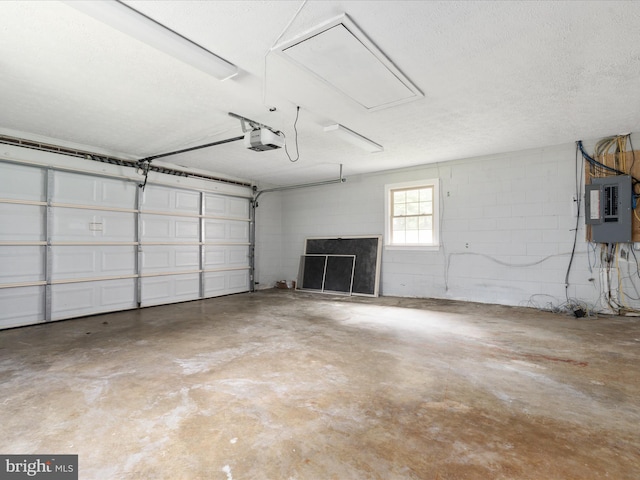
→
(228, 112, 285, 152)
(228, 112, 279, 134)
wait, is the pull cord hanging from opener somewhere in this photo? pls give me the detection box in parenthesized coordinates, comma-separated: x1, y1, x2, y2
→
(282, 106, 300, 163)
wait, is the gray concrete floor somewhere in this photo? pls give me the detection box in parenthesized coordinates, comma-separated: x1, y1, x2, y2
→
(1, 290, 639, 479)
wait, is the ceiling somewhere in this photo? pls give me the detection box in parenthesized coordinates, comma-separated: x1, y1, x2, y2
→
(1, 1, 639, 187)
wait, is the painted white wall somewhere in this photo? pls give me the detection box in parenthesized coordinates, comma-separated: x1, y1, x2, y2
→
(254, 191, 284, 289)
(255, 140, 640, 310)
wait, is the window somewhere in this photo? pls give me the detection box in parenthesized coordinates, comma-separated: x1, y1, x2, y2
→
(385, 179, 439, 248)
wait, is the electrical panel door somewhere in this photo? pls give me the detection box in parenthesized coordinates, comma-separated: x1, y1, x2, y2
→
(585, 175, 632, 243)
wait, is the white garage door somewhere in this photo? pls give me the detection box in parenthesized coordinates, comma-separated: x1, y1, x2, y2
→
(49, 170, 138, 321)
(0, 159, 251, 329)
(0, 162, 47, 329)
(139, 185, 250, 307)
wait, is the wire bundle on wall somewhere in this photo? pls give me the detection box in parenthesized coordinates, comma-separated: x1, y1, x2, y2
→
(579, 134, 638, 199)
(576, 133, 640, 315)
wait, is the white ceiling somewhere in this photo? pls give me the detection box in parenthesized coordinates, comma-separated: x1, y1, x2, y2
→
(1, 1, 639, 187)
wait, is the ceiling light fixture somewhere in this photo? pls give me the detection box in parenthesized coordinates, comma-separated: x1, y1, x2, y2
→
(65, 0, 238, 81)
(324, 124, 383, 153)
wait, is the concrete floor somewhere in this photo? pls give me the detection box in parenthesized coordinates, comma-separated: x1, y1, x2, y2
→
(0, 290, 639, 479)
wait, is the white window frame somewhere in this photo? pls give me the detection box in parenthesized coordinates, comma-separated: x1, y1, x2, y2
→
(384, 178, 440, 250)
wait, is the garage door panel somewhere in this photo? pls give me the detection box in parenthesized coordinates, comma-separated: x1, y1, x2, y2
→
(227, 197, 249, 218)
(52, 246, 135, 280)
(0, 286, 44, 328)
(0, 163, 45, 202)
(99, 247, 136, 273)
(229, 222, 249, 241)
(175, 219, 199, 239)
(228, 246, 249, 266)
(54, 249, 96, 277)
(175, 248, 199, 268)
(204, 195, 226, 216)
(228, 271, 249, 290)
(101, 181, 136, 209)
(141, 273, 200, 306)
(54, 283, 95, 312)
(142, 245, 199, 273)
(0, 246, 45, 283)
(175, 191, 200, 213)
(52, 171, 135, 209)
(204, 246, 249, 268)
(52, 208, 135, 242)
(142, 249, 170, 270)
(0, 204, 45, 241)
(175, 274, 199, 296)
(205, 219, 249, 242)
(205, 221, 225, 241)
(101, 281, 136, 306)
(204, 247, 225, 266)
(141, 186, 171, 210)
(142, 185, 199, 214)
(141, 215, 171, 238)
(52, 279, 136, 320)
(204, 194, 249, 219)
(204, 270, 249, 297)
(141, 215, 198, 242)
(204, 272, 226, 295)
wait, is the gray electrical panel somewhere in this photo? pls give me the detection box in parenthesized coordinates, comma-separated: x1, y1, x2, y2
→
(585, 175, 632, 243)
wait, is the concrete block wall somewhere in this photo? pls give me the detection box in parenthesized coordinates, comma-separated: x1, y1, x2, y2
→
(255, 139, 640, 311)
(253, 192, 284, 290)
